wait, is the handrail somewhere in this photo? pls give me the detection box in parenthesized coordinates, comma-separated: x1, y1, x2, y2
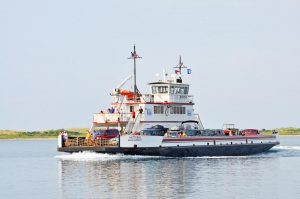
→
(124, 112, 142, 134)
(93, 113, 131, 123)
(194, 114, 204, 130)
(124, 114, 134, 133)
(131, 113, 142, 133)
(115, 95, 126, 113)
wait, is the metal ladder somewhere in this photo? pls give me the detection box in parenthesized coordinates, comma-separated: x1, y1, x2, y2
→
(194, 113, 204, 130)
(124, 113, 141, 134)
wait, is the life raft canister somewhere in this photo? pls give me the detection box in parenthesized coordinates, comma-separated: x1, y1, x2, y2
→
(120, 90, 134, 100)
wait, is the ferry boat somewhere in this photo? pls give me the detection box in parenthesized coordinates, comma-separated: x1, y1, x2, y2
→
(57, 46, 279, 157)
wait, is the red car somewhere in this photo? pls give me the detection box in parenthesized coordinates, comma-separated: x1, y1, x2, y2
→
(240, 129, 259, 136)
(94, 129, 119, 140)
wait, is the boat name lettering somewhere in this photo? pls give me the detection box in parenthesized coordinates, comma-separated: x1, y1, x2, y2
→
(128, 136, 142, 141)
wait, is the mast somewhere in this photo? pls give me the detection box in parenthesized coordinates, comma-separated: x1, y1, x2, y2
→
(128, 45, 142, 101)
(174, 55, 187, 74)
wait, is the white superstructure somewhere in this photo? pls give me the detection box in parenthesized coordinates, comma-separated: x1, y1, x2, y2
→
(90, 46, 203, 134)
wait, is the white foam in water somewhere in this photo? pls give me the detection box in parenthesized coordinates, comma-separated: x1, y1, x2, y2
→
(273, 145, 300, 150)
(55, 151, 165, 161)
(183, 156, 249, 159)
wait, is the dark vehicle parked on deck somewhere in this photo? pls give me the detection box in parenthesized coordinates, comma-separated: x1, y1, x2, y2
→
(141, 125, 168, 136)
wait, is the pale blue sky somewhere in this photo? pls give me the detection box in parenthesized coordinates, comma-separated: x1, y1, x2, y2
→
(1, 0, 299, 131)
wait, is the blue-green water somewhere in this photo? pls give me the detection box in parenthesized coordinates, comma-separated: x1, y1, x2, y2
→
(0, 136, 300, 199)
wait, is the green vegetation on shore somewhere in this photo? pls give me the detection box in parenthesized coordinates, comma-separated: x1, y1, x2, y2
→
(260, 128, 300, 136)
(1, 127, 300, 139)
(0, 128, 88, 139)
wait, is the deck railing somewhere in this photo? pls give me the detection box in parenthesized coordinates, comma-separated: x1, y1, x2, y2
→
(112, 94, 194, 104)
(143, 94, 193, 103)
(93, 113, 131, 123)
(63, 137, 118, 147)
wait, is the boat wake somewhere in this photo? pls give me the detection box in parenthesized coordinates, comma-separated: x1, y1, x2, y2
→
(273, 145, 300, 151)
(55, 151, 168, 162)
(256, 145, 300, 158)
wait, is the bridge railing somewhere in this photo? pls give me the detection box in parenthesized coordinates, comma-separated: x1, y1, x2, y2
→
(93, 113, 131, 123)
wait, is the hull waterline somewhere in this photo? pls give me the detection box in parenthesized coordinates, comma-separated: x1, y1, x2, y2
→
(58, 141, 279, 157)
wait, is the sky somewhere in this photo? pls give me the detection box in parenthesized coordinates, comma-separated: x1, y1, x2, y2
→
(0, 0, 299, 131)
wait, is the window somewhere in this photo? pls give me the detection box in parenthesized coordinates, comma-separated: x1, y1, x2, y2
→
(175, 87, 181, 94)
(158, 86, 168, 93)
(170, 86, 175, 94)
(184, 87, 189, 94)
(154, 106, 164, 114)
(107, 129, 119, 135)
(170, 106, 186, 114)
(152, 86, 158, 94)
(152, 86, 168, 94)
(170, 86, 189, 94)
(130, 106, 134, 112)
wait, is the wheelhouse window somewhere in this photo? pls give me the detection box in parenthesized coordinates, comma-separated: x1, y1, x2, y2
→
(152, 86, 168, 94)
(170, 86, 189, 94)
(159, 86, 168, 93)
(183, 87, 188, 94)
(154, 106, 164, 114)
(152, 86, 158, 94)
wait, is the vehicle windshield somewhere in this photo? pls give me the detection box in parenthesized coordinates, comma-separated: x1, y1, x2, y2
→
(186, 130, 200, 136)
(168, 131, 179, 137)
(107, 129, 119, 135)
(141, 129, 164, 136)
(95, 130, 105, 135)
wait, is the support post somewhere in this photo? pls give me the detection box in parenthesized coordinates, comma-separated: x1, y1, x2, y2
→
(128, 45, 142, 101)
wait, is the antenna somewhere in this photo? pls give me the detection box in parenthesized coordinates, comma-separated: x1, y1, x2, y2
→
(163, 68, 168, 82)
(174, 55, 187, 74)
(128, 45, 142, 101)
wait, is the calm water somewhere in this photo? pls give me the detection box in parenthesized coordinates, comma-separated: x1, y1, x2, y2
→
(0, 136, 300, 199)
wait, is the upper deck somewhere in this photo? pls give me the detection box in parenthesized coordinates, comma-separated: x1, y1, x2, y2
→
(91, 49, 198, 130)
(110, 72, 194, 105)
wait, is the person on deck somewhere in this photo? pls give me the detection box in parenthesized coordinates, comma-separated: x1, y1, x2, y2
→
(132, 110, 136, 119)
(92, 130, 97, 140)
(139, 107, 143, 114)
(85, 132, 91, 140)
(62, 130, 68, 141)
(110, 107, 115, 113)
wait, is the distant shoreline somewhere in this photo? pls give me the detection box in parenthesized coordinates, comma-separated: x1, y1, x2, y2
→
(0, 128, 88, 140)
(1, 135, 300, 140)
(0, 138, 57, 141)
(1, 128, 300, 139)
